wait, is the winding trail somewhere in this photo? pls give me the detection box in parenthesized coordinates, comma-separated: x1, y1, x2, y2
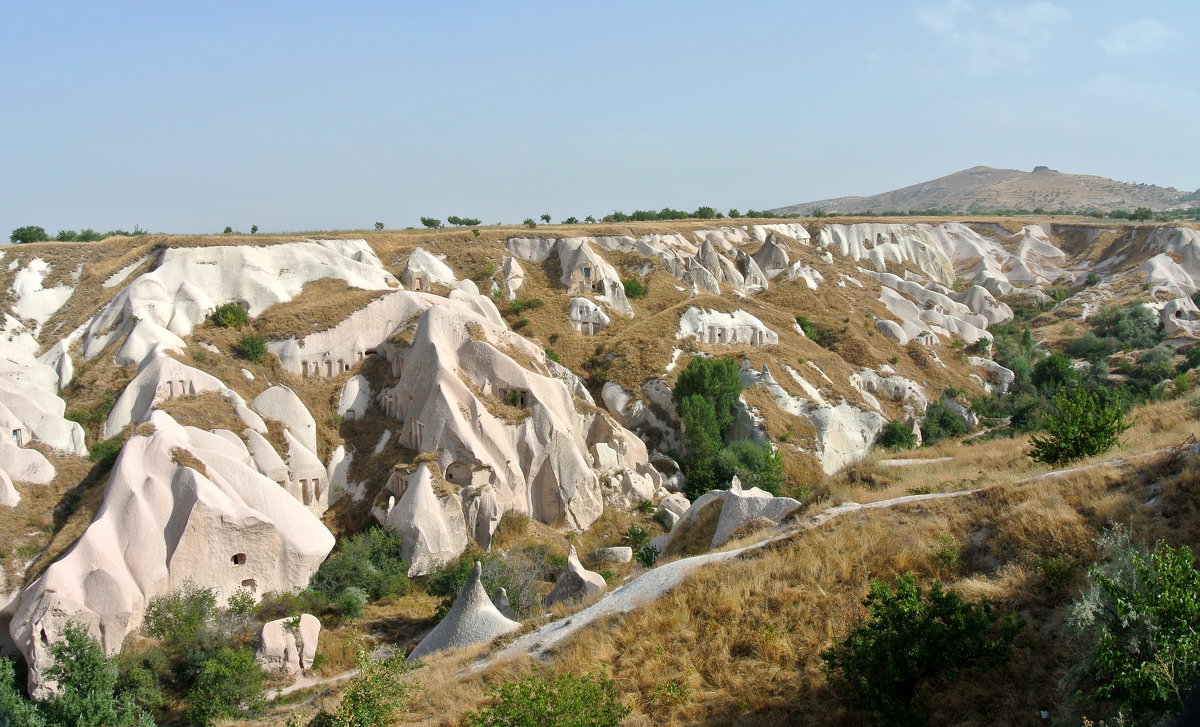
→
(490, 490, 976, 664)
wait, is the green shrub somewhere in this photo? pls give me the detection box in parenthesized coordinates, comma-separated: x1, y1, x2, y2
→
(233, 333, 267, 362)
(89, 438, 125, 469)
(920, 402, 968, 446)
(877, 420, 917, 450)
(714, 439, 785, 495)
(309, 527, 411, 603)
(1031, 352, 1079, 395)
(821, 574, 1022, 727)
(465, 670, 629, 727)
(508, 298, 544, 314)
(300, 645, 413, 726)
(544, 348, 561, 364)
(1087, 302, 1162, 351)
(636, 544, 660, 568)
(1029, 388, 1128, 466)
(1065, 529, 1200, 724)
(621, 278, 646, 299)
(1132, 345, 1176, 385)
(38, 621, 148, 727)
(1067, 332, 1119, 362)
(208, 303, 249, 328)
(184, 646, 263, 725)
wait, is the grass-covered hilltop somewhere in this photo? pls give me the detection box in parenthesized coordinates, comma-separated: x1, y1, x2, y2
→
(1, 212, 1200, 727)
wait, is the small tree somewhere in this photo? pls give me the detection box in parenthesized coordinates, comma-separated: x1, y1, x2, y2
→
(672, 356, 742, 435)
(715, 440, 785, 495)
(374, 222, 385, 231)
(419, 217, 443, 229)
(0, 657, 45, 726)
(250, 224, 258, 234)
(10, 225, 48, 244)
(822, 574, 1022, 727)
(41, 622, 147, 727)
(539, 214, 551, 224)
(1029, 388, 1128, 465)
(301, 645, 412, 727)
(222, 226, 233, 234)
(523, 218, 537, 228)
(563, 216, 579, 224)
(679, 394, 721, 499)
(465, 669, 628, 727)
(584, 215, 596, 223)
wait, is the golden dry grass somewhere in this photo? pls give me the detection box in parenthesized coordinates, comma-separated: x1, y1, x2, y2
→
(253, 279, 392, 341)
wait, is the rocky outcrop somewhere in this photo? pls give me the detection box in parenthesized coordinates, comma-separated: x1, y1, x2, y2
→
(400, 248, 457, 291)
(662, 477, 801, 557)
(544, 546, 606, 607)
(407, 562, 521, 662)
(82, 240, 398, 362)
(257, 614, 320, 673)
(10, 411, 334, 695)
(677, 307, 779, 347)
(384, 462, 469, 576)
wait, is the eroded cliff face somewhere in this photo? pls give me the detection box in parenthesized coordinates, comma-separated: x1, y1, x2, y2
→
(0, 218, 1196, 688)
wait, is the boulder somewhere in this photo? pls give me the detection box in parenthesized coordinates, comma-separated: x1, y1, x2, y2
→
(407, 562, 521, 662)
(662, 478, 801, 558)
(594, 546, 633, 564)
(0, 440, 55, 484)
(257, 614, 321, 673)
(400, 248, 457, 291)
(543, 546, 607, 607)
(493, 587, 517, 621)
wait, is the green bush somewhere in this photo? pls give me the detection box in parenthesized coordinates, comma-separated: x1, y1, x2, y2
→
(1029, 388, 1128, 466)
(635, 544, 660, 568)
(207, 303, 249, 328)
(465, 670, 629, 727)
(621, 278, 646, 299)
(233, 333, 267, 362)
(1065, 529, 1200, 724)
(184, 646, 263, 725)
(920, 402, 967, 446)
(544, 348, 562, 364)
(40, 621, 149, 727)
(714, 439, 785, 495)
(877, 421, 917, 450)
(301, 645, 413, 726)
(89, 437, 125, 469)
(309, 527, 412, 604)
(419, 217, 442, 228)
(1067, 332, 1119, 362)
(1087, 302, 1162, 351)
(822, 574, 1022, 727)
(1031, 352, 1079, 394)
(508, 298, 544, 314)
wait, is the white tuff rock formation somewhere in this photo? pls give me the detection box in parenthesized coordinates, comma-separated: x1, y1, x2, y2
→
(407, 562, 520, 662)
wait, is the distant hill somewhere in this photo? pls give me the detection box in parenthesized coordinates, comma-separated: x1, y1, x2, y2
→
(773, 165, 1199, 216)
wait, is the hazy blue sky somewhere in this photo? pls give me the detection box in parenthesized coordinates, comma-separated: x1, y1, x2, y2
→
(2, 1, 1197, 236)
